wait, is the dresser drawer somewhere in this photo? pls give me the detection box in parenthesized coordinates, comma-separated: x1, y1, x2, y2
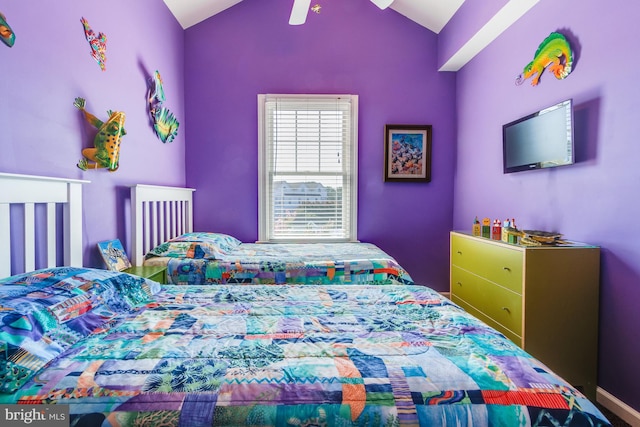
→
(451, 296, 523, 346)
(451, 265, 523, 336)
(451, 234, 523, 293)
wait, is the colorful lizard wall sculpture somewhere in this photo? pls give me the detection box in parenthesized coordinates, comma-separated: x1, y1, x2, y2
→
(0, 12, 15, 47)
(516, 32, 573, 86)
(147, 70, 180, 143)
(74, 97, 126, 171)
(80, 17, 107, 71)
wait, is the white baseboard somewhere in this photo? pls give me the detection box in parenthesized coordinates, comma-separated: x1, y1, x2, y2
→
(597, 387, 640, 426)
(439, 291, 451, 299)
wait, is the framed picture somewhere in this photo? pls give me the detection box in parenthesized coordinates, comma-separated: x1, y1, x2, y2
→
(97, 239, 131, 271)
(384, 124, 432, 182)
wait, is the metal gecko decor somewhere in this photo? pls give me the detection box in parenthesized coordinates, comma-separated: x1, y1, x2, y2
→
(80, 17, 107, 71)
(516, 31, 573, 86)
(0, 11, 15, 47)
(147, 70, 180, 143)
(74, 97, 126, 171)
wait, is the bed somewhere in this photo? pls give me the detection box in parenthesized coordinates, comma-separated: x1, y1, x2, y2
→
(0, 174, 611, 426)
(131, 184, 414, 286)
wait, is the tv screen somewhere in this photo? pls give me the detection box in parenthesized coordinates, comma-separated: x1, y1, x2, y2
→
(503, 99, 574, 174)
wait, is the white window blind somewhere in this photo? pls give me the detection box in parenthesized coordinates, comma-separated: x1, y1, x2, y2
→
(258, 94, 358, 242)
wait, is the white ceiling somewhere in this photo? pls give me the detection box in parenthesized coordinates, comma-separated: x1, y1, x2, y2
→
(162, 0, 464, 33)
(162, 0, 539, 71)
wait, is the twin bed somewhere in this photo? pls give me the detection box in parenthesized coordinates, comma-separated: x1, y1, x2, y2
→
(0, 173, 611, 426)
(131, 185, 414, 286)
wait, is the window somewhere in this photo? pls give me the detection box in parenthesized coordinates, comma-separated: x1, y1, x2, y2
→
(258, 94, 358, 242)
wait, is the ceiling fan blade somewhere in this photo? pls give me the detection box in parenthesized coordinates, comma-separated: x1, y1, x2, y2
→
(289, 0, 312, 25)
(370, 0, 394, 9)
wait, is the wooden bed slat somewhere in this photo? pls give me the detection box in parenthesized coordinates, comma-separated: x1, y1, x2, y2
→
(23, 203, 36, 272)
(158, 202, 165, 247)
(46, 202, 57, 268)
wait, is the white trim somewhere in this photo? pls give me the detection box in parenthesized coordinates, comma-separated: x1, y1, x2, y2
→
(130, 184, 195, 266)
(438, 0, 540, 72)
(257, 94, 268, 243)
(0, 173, 89, 278)
(597, 387, 640, 427)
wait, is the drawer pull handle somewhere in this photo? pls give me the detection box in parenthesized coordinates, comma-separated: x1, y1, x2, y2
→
(456, 281, 462, 286)
(501, 307, 511, 314)
(457, 250, 462, 255)
(503, 267, 511, 272)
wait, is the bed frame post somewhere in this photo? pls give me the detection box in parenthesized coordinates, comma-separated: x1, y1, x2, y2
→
(65, 180, 85, 267)
(131, 185, 144, 267)
(0, 203, 9, 276)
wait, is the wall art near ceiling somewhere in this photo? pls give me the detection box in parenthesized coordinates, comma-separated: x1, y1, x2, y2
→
(384, 124, 432, 183)
(147, 70, 180, 143)
(80, 17, 107, 71)
(74, 97, 126, 171)
(0, 12, 15, 47)
(516, 31, 573, 86)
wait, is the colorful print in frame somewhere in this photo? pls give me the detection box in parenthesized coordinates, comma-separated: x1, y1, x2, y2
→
(384, 124, 432, 182)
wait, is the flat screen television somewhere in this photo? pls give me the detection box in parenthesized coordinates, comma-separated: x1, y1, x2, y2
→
(502, 99, 574, 174)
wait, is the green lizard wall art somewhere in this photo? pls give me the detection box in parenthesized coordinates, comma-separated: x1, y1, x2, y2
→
(516, 32, 573, 86)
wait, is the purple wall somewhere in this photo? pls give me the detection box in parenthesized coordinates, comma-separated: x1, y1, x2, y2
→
(0, 1, 186, 266)
(454, 0, 640, 411)
(184, 0, 457, 289)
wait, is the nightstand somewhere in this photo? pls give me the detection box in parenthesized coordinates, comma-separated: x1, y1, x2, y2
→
(124, 265, 167, 284)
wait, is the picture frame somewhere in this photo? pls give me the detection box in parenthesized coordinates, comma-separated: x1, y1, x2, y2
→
(384, 124, 432, 182)
(97, 239, 131, 271)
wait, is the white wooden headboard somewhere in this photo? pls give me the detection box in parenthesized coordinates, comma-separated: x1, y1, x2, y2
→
(131, 184, 195, 266)
(0, 173, 90, 278)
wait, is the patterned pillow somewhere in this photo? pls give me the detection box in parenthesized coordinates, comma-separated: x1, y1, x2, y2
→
(145, 232, 241, 260)
(0, 267, 159, 393)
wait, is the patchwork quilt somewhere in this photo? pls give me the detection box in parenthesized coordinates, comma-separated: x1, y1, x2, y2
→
(0, 267, 610, 426)
(145, 240, 414, 285)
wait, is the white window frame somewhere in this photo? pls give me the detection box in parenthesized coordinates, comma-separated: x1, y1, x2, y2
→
(258, 94, 358, 243)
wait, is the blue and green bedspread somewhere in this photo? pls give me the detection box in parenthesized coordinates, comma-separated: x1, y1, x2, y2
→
(145, 240, 415, 285)
(0, 267, 610, 426)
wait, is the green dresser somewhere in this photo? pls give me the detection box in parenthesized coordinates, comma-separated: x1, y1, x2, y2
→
(450, 231, 600, 401)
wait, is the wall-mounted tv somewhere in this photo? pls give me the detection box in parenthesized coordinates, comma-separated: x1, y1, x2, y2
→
(503, 99, 574, 174)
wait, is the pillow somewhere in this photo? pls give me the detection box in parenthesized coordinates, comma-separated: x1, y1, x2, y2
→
(0, 266, 159, 393)
(145, 232, 241, 260)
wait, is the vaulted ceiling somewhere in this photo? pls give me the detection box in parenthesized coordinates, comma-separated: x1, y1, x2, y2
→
(163, 0, 464, 32)
(162, 0, 540, 71)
